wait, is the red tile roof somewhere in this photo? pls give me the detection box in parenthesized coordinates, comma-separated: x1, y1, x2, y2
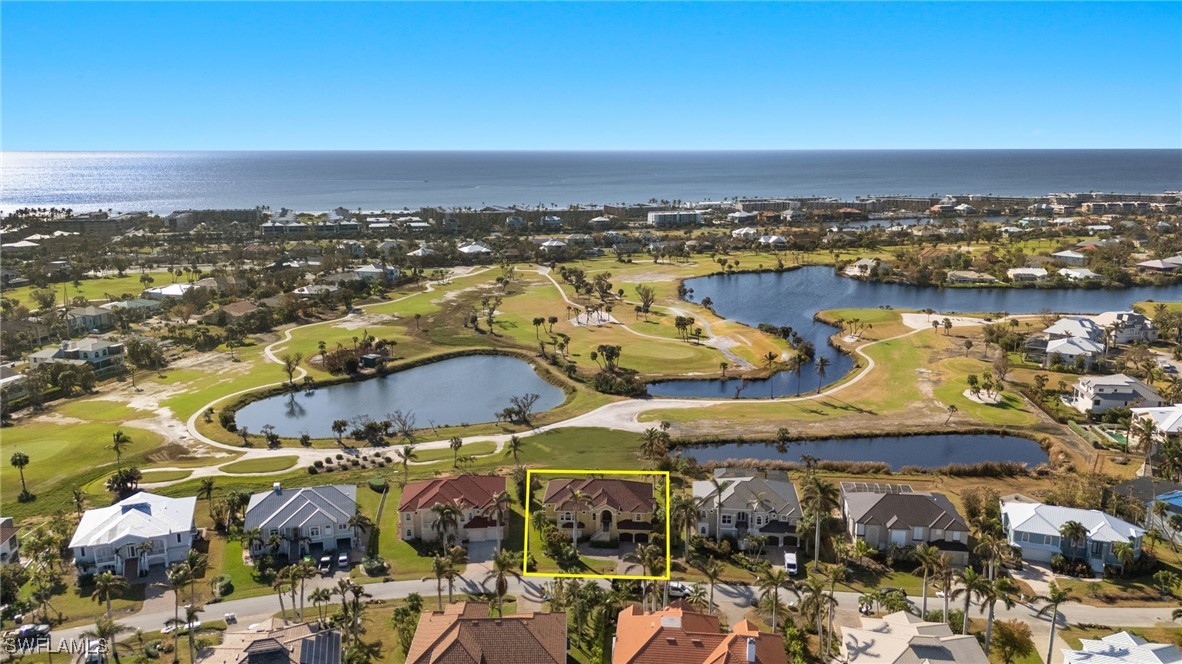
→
(398, 476, 506, 512)
(612, 606, 787, 664)
(543, 478, 656, 513)
(405, 603, 566, 664)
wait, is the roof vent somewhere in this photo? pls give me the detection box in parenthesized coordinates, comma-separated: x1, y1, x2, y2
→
(273, 482, 282, 494)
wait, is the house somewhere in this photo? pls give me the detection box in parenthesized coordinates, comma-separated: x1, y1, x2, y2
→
(1145, 489, 1182, 545)
(1045, 336, 1104, 368)
(354, 263, 400, 282)
(199, 619, 342, 664)
(731, 227, 760, 240)
(457, 242, 493, 256)
(841, 611, 988, 664)
(844, 257, 883, 278)
(0, 367, 28, 403)
(540, 239, 567, 251)
(1061, 631, 1182, 664)
(405, 602, 565, 664)
(1044, 315, 1103, 341)
(1000, 495, 1144, 572)
(542, 478, 656, 544)
(1138, 259, 1179, 273)
(1060, 267, 1102, 281)
(29, 338, 125, 371)
(0, 517, 19, 563)
(505, 215, 525, 230)
(1052, 249, 1088, 265)
(1130, 404, 1182, 442)
(946, 270, 998, 284)
(1093, 311, 1158, 344)
(1068, 374, 1164, 414)
(727, 211, 759, 224)
(541, 215, 563, 229)
(292, 284, 339, 298)
(243, 484, 358, 561)
(1006, 267, 1048, 283)
(613, 604, 787, 664)
(66, 306, 114, 334)
(69, 492, 196, 577)
(954, 203, 977, 215)
(647, 210, 702, 227)
(692, 469, 801, 547)
(397, 475, 506, 544)
(101, 298, 162, 320)
(841, 483, 971, 566)
(142, 283, 193, 299)
(202, 300, 260, 325)
(757, 234, 788, 248)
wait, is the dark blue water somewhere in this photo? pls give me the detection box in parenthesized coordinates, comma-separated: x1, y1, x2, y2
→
(678, 434, 1048, 470)
(235, 355, 564, 438)
(648, 268, 1182, 397)
(2, 150, 1178, 215)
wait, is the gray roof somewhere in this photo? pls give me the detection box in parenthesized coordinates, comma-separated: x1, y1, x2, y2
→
(245, 484, 357, 531)
(845, 492, 968, 531)
(692, 469, 801, 518)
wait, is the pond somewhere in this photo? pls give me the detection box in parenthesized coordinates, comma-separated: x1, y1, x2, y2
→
(648, 267, 1182, 398)
(235, 355, 565, 438)
(676, 433, 1048, 470)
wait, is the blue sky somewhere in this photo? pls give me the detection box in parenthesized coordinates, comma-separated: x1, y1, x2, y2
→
(2, 2, 1179, 150)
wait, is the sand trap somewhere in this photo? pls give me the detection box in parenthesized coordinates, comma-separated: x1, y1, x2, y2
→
(962, 388, 1003, 405)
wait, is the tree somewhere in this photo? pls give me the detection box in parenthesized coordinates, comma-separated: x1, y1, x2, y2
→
(431, 501, 463, 548)
(81, 616, 135, 664)
(815, 356, 830, 393)
(980, 577, 1018, 652)
(942, 317, 952, 335)
(332, 419, 349, 445)
(91, 571, 128, 618)
(944, 404, 958, 425)
(449, 436, 463, 467)
(1060, 520, 1087, 556)
(1031, 580, 1075, 664)
(110, 430, 132, 469)
(800, 472, 840, 571)
(397, 444, 418, 484)
(991, 619, 1034, 664)
(166, 562, 191, 629)
(696, 558, 724, 614)
(503, 435, 524, 469)
(281, 352, 304, 386)
(483, 549, 522, 616)
(951, 566, 989, 635)
(963, 339, 973, 356)
(570, 489, 592, 547)
(484, 491, 512, 552)
(756, 566, 796, 629)
(913, 543, 942, 615)
(10, 451, 30, 497)
(426, 555, 449, 611)
(1112, 540, 1137, 573)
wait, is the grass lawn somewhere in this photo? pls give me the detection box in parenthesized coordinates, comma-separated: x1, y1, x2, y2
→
(220, 456, 299, 474)
(1059, 624, 1182, 649)
(2, 270, 177, 309)
(216, 537, 280, 600)
(354, 483, 436, 581)
(141, 469, 193, 483)
(19, 570, 147, 628)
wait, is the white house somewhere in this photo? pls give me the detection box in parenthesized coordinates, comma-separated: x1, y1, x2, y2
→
(1130, 404, 1182, 442)
(731, 227, 759, 240)
(1045, 336, 1104, 368)
(457, 242, 493, 256)
(1060, 267, 1102, 281)
(726, 211, 758, 224)
(244, 483, 359, 560)
(1000, 495, 1144, 572)
(1044, 316, 1103, 341)
(354, 264, 400, 282)
(1068, 374, 1165, 414)
(1092, 311, 1158, 344)
(540, 239, 567, 251)
(0, 517, 19, 563)
(757, 234, 788, 248)
(142, 283, 193, 299)
(1062, 631, 1182, 664)
(69, 493, 197, 577)
(1052, 250, 1087, 266)
(842, 612, 988, 664)
(1007, 267, 1048, 282)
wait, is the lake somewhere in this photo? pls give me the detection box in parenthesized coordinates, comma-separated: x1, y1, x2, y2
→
(648, 267, 1182, 397)
(235, 355, 565, 438)
(677, 433, 1048, 470)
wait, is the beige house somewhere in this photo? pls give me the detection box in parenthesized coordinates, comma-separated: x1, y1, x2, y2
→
(542, 478, 656, 544)
(397, 475, 507, 545)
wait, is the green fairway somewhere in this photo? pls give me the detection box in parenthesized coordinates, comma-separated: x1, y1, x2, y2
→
(2, 270, 177, 309)
(220, 456, 299, 474)
(140, 469, 194, 483)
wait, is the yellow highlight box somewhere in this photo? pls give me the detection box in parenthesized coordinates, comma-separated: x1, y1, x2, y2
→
(523, 469, 671, 581)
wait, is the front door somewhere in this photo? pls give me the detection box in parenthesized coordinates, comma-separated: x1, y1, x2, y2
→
(600, 510, 612, 534)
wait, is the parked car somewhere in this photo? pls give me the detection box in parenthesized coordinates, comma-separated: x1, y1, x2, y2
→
(337, 551, 350, 568)
(784, 551, 799, 576)
(6, 624, 49, 649)
(318, 555, 332, 574)
(666, 581, 693, 598)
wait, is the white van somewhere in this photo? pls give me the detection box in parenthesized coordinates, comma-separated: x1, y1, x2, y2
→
(784, 551, 799, 576)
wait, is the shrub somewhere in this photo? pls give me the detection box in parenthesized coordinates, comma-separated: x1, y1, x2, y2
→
(336, 453, 344, 460)
(314, 460, 324, 468)
(307, 466, 318, 475)
(324, 457, 333, 464)
(361, 556, 388, 576)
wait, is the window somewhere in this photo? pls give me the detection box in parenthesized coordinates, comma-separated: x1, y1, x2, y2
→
(913, 527, 924, 541)
(1020, 532, 1030, 543)
(404, 514, 411, 522)
(755, 516, 764, 526)
(780, 514, 788, 521)
(310, 528, 320, 538)
(176, 533, 181, 543)
(405, 530, 412, 538)
(699, 510, 707, 518)
(562, 512, 573, 522)
(269, 529, 279, 536)
(700, 526, 707, 535)
(856, 523, 865, 536)
(635, 513, 642, 520)
(1091, 541, 1104, 557)
(339, 524, 349, 531)
(932, 529, 944, 539)
(80, 548, 86, 557)
(721, 515, 733, 526)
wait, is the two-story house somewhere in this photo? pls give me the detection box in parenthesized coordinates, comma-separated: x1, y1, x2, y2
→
(0, 517, 19, 563)
(692, 469, 802, 548)
(244, 483, 358, 561)
(28, 338, 125, 371)
(542, 478, 656, 544)
(1000, 494, 1145, 573)
(66, 306, 114, 335)
(69, 492, 196, 577)
(1093, 311, 1158, 344)
(1068, 374, 1165, 414)
(841, 484, 971, 566)
(397, 475, 507, 545)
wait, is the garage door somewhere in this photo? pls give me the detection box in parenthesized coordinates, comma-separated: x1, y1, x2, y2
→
(1019, 545, 1054, 563)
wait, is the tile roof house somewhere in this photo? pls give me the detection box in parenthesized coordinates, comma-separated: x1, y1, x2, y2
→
(692, 469, 802, 547)
(202, 300, 260, 325)
(1061, 630, 1182, 664)
(69, 492, 196, 577)
(1067, 373, 1165, 414)
(397, 476, 507, 545)
(841, 485, 970, 566)
(542, 478, 657, 544)
(404, 602, 566, 664)
(841, 611, 988, 664)
(612, 604, 787, 664)
(0, 517, 19, 563)
(199, 619, 342, 664)
(1000, 495, 1144, 572)
(244, 484, 358, 561)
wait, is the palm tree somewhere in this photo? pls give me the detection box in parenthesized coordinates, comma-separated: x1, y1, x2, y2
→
(483, 549, 522, 616)
(668, 492, 700, 557)
(951, 567, 990, 635)
(798, 575, 833, 642)
(431, 501, 463, 548)
(81, 616, 134, 664)
(685, 584, 709, 612)
(196, 478, 216, 516)
(1060, 520, 1088, 557)
(10, 452, 30, 495)
(110, 430, 132, 469)
(291, 560, 316, 620)
(1134, 416, 1158, 473)
(800, 471, 840, 571)
(426, 555, 449, 610)
(91, 571, 128, 618)
(166, 562, 191, 627)
(1034, 581, 1077, 664)
(484, 491, 512, 552)
(975, 531, 1012, 581)
(756, 567, 796, 629)
(449, 436, 463, 467)
(1112, 540, 1137, 573)
(443, 546, 467, 604)
(570, 489, 592, 547)
(272, 573, 290, 623)
(309, 587, 332, 624)
(980, 577, 1018, 652)
(913, 543, 942, 615)
(815, 356, 830, 393)
(503, 435, 524, 469)
(932, 554, 954, 623)
(696, 558, 724, 614)
(397, 444, 418, 483)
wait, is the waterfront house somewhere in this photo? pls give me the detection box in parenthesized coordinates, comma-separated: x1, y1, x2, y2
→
(1044, 316, 1103, 341)
(397, 475, 506, 545)
(0, 517, 19, 563)
(1060, 267, 1102, 281)
(1093, 311, 1158, 344)
(1068, 374, 1164, 414)
(243, 483, 358, 561)
(29, 338, 125, 371)
(841, 612, 988, 664)
(199, 619, 342, 664)
(1000, 495, 1144, 572)
(1062, 631, 1182, 664)
(613, 605, 787, 664)
(542, 478, 656, 544)
(1006, 267, 1048, 283)
(405, 602, 565, 664)
(946, 270, 998, 285)
(692, 469, 801, 547)
(1138, 259, 1179, 273)
(843, 257, 882, 277)
(1045, 336, 1104, 368)
(70, 492, 196, 577)
(1052, 249, 1087, 265)
(841, 483, 970, 566)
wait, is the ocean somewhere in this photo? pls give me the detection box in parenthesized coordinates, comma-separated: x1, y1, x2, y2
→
(1, 150, 1179, 216)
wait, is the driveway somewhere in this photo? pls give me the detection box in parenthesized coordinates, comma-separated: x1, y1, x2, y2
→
(466, 540, 497, 564)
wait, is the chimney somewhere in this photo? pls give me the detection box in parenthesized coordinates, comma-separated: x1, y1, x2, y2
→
(746, 637, 756, 663)
(273, 482, 282, 494)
